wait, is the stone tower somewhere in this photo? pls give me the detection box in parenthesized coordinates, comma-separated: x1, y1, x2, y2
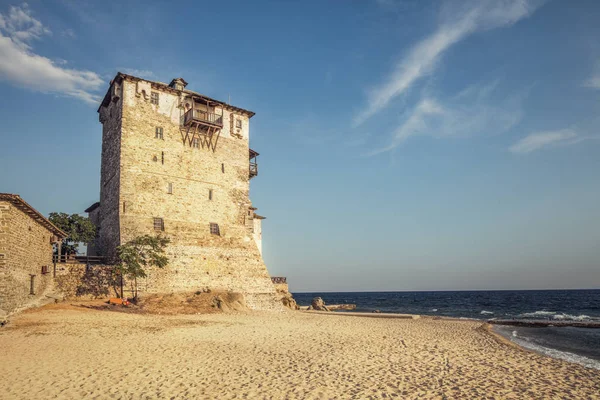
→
(88, 73, 279, 309)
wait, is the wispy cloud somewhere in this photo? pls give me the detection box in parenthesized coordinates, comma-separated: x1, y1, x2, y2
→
(0, 4, 103, 104)
(355, 0, 543, 125)
(509, 129, 590, 154)
(583, 74, 600, 89)
(368, 80, 526, 155)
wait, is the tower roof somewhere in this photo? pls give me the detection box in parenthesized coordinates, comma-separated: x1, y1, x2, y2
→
(99, 72, 255, 118)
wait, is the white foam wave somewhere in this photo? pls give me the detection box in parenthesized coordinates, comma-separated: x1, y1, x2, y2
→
(520, 311, 556, 318)
(552, 314, 592, 321)
(480, 310, 494, 315)
(431, 309, 438, 312)
(508, 336, 600, 370)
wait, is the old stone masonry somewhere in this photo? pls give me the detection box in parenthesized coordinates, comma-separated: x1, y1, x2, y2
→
(88, 73, 282, 310)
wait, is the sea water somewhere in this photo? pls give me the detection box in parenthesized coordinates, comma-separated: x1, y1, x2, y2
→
(293, 290, 600, 369)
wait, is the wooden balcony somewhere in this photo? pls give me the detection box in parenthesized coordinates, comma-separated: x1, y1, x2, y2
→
(184, 108, 223, 127)
(249, 149, 259, 179)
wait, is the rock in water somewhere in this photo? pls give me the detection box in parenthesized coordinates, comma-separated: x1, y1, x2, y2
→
(308, 297, 330, 311)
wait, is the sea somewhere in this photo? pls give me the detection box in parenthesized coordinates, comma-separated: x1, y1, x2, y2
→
(293, 290, 600, 370)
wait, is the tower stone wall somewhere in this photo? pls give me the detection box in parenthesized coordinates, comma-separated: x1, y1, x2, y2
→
(93, 74, 280, 310)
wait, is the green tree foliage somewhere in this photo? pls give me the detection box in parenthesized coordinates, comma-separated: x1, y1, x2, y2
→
(48, 212, 96, 255)
(116, 235, 170, 300)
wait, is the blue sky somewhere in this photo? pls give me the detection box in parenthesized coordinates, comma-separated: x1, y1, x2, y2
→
(0, 0, 599, 291)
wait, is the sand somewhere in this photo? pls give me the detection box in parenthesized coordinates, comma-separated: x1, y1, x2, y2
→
(1, 303, 599, 399)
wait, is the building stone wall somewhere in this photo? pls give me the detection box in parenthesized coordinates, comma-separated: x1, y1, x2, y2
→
(253, 217, 263, 255)
(93, 74, 282, 310)
(0, 201, 55, 314)
(98, 84, 123, 261)
(53, 263, 114, 300)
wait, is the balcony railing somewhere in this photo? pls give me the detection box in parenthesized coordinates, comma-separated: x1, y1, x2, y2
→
(249, 162, 258, 178)
(184, 109, 223, 127)
(53, 255, 106, 265)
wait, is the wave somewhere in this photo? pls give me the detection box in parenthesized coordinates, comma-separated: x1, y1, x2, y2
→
(480, 310, 494, 315)
(552, 314, 594, 321)
(519, 311, 556, 318)
(518, 311, 597, 321)
(508, 331, 600, 370)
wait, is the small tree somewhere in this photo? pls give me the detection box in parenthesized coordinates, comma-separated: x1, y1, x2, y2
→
(115, 235, 170, 301)
(48, 212, 96, 255)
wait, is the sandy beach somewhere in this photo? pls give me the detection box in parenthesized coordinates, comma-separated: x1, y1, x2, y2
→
(1, 304, 599, 399)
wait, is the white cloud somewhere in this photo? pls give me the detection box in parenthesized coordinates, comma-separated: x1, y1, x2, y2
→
(509, 129, 581, 154)
(583, 75, 600, 89)
(0, 4, 103, 104)
(355, 0, 543, 125)
(368, 80, 526, 155)
(0, 3, 50, 49)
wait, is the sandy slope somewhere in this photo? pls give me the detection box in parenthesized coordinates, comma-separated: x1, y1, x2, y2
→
(1, 303, 599, 399)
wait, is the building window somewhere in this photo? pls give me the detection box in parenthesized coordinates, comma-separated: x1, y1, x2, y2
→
(235, 119, 242, 129)
(151, 92, 159, 105)
(152, 155, 158, 162)
(208, 189, 213, 201)
(153, 217, 164, 231)
(167, 182, 173, 194)
(192, 138, 199, 148)
(155, 127, 163, 139)
(123, 201, 126, 213)
(30, 275, 36, 295)
(221, 163, 225, 173)
(210, 223, 220, 236)
(161, 151, 165, 164)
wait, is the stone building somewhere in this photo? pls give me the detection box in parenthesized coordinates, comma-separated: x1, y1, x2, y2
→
(87, 73, 281, 309)
(0, 193, 66, 315)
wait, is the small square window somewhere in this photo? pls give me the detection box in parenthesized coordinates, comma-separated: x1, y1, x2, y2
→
(192, 138, 199, 148)
(208, 189, 213, 201)
(167, 183, 173, 194)
(210, 223, 220, 236)
(151, 92, 159, 105)
(153, 217, 164, 231)
(155, 127, 163, 139)
(235, 119, 242, 129)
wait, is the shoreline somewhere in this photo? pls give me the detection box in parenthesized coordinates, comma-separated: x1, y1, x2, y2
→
(306, 310, 600, 370)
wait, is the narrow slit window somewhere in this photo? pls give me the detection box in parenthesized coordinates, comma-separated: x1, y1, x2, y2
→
(123, 201, 126, 213)
(151, 92, 159, 105)
(30, 275, 35, 295)
(161, 151, 165, 164)
(210, 223, 220, 236)
(153, 217, 164, 231)
(208, 189, 213, 201)
(167, 182, 173, 194)
(221, 163, 225, 173)
(155, 127, 164, 139)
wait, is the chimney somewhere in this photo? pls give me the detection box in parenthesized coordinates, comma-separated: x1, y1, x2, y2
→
(169, 78, 188, 91)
